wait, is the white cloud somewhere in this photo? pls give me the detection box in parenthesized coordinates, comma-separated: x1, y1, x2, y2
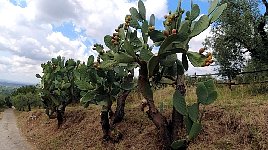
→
(0, 0, 168, 84)
(0, 0, 215, 83)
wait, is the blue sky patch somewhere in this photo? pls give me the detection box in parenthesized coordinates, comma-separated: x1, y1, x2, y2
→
(9, 0, 27, 8)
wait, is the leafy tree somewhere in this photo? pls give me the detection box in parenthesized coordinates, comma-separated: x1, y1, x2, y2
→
(205, 0, 268, 82)
(11, 85, 37, 95)
(12, 94, 27, 111)
(11, 85, 42, 111)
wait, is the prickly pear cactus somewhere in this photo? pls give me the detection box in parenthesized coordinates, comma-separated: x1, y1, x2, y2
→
(75, 44, 135, 141)
(93, 0, 226, 148)
(36, 56, 81, 124)
(171, 79, 218, 149)
(75, 45, 136, 108)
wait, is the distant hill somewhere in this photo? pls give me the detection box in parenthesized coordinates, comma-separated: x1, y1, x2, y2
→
(0, 79, 33, 88)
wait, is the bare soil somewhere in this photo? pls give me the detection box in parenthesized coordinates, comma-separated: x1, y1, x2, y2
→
(0, 109, 33, 150)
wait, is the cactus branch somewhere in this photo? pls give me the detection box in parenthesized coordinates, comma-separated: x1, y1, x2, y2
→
(170, 74, 185, 142)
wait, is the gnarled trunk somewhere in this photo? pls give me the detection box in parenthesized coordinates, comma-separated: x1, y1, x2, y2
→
(111, 70, 133, 125)
(28, 103, 31, 111)
(100, 109, 111, 141)
(112, 90, 130, 125)
(57, 103, 66, 128)
(138, 61, 172, 149)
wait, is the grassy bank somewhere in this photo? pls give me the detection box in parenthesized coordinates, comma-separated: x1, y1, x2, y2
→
(16, 85, 268, 150)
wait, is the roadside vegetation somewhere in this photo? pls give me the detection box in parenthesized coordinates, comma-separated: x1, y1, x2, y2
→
(16, 84, 268, 150)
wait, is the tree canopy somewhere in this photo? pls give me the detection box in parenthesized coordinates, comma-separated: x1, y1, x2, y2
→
(205, 0, 268, 79)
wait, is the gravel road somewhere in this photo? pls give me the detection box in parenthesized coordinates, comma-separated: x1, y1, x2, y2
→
(0, 109, 32, 150)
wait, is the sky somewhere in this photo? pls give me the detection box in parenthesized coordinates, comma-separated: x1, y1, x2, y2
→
(0, 0, 216, 84)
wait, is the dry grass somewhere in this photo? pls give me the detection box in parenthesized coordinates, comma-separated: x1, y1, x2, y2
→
(17, 105, 161, 150)
(16, 85, 268, 150)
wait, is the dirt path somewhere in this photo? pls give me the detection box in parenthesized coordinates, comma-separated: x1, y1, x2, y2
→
(0, 109, 33, 150)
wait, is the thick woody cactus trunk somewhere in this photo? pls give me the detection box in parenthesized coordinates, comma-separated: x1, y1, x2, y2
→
(112, 70, 133, 125)
(138, 61, 171, 149)
(100, 100, 112, 141)
(112, 90, 130, 125)
(28, 103, 31, 111)
(57, 103, 66, 128)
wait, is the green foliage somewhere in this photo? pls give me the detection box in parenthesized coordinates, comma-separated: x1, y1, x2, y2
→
(37, 56, 81, 116)
(205, 0, 268, 80)
(210, 3, 228, 23)
(75, 49, 134, 109)
(12, 94, 27, 111)
(11, 93, 41, 111)
(188, 122, 202, 140)
(196, 82, 208, 104)
(10, 85, 42, 111)
(95, 0, 225, 148)
(172, 79, 218, 149)
(171, 140, 186, 149)
(189, 15, 210, 38)
(0, 86, 16, 95)
(0, 95, 6, 108)
(173, 90, 187, 116)
(187, 51, 207, 67)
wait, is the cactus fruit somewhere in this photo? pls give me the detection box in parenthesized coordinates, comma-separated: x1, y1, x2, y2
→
(148, 26, 155, 31)
(172, 29, 177, 35)
(163, 30, 169, 37)
(199, 48, 205, 54)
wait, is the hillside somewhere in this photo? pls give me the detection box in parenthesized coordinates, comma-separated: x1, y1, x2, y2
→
(16, 86, 268, 150)
(0, 79, 32, 87)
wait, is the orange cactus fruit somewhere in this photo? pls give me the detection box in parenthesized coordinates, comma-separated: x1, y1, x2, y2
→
(199, 48, 205, 54)
(149, 26, 155, 31)
(206, 52, 212, 57)
(207, 55, 212, 60)
(163, 30, 169, 37)
(172, 29, 177, 35)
